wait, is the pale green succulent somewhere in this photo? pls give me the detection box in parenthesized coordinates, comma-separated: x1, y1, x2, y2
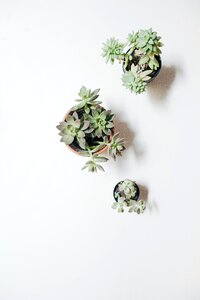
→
(128, 200, 146, 214)
(107, 133, 125, 160)
(102, 29, 163, 93)
(136, 28, 163, 70)
(56, 111, 89, 149)
(86, 108, 114, 138)
(81, 154, 108, 172)
(112, 196, 127, 213)
(71, 86, 102, 113)
(127, 31, 138, 45)
(57, 86, 125, 173)
(118, 179, 137, 199)
(112, 179, 145, 214)
(122, 64, 152, 94)
(102, 37, 125, 64)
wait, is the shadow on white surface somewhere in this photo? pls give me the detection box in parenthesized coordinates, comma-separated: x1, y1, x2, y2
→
(148, 65, 176, 102)
(138, 184, 148, 202)
(138, 184, 160, 214)
(114, 117, 145, 160)
(147, 199, 159, 214)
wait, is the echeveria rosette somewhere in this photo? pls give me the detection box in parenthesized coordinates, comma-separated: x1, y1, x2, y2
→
(71, 86, 102, 113)
(136, 28, 163, 70)
(86, 108, 114, 138)
(56, 111, 90, 149)
(122, 64, 152, 94)
(118, 179, 137, 199)
(102, 37, 125, 64)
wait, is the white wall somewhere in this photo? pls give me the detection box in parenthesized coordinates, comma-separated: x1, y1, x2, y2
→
(0, 0, 200, 299)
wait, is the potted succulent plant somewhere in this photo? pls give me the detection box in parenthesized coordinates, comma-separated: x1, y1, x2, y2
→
(56, 86, 125, 172)
(102, 28, 163, 94)
(112, 179, 146, 213)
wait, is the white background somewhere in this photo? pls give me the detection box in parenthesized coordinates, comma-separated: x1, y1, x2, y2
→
(0, 0, 200, 299)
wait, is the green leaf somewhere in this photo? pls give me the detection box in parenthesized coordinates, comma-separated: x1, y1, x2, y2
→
(139, 55, 149, 65)
(128, 207, 135, 213)
(96, 164, 105, 172)
(94, 156, 109, 162)
(61, 135, 74, 145)
(112, 202, 118, 209)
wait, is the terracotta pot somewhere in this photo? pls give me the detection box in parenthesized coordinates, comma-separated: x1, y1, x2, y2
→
(63, 107, 113, 156)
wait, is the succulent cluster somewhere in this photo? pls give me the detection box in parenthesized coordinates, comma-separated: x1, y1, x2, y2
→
(112, 179, 146, 214)
(102, 28, 163, 94)
(122, 64, 152, 94)
(57, 86, 125, 172)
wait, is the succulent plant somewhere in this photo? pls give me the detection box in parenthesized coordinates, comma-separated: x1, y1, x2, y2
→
(56, 111, 90, 149)
(71, 86, 102, 114)
(107, 133, 126, 160)
(102, 28, 163, 94)
(85, 108, 114, 138)
(128, 200, 146, 214)
(81, 153, 108, 172)
(136, 29, 163, 70)
(122, 64, 152, 94)
(102, 37, 125, 64)
(57, 86, 125, 172)
(112, 196, 127, 213)
(118, 179, 137, 199)
(112, 179, 146, 214)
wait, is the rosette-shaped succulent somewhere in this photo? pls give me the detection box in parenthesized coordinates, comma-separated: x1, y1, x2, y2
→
(102, 37, 125, 64)
(118, 179, 137, 199)
(122, 64, 152, 94)
(86, 108, 114, 138)
(56, 111, 89, 149)
(107, 133, 125, 160)
(71, 86, 102, 113)
(136, 28, 163, 70)
(112, 179, 146, 214)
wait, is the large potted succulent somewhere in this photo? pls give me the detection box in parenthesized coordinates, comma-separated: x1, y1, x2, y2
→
(112, 179, 146, 213)
(102, 28, 163, 94)
(56, 86, 125, 172)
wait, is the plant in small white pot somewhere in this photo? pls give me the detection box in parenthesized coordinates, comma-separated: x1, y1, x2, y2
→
(56, 86, 125, 172)
(112, 179, 146, 213)
(102, 28, 163, 94)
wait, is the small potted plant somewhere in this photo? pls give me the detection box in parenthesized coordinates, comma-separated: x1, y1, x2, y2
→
(56, 86, 125, 172)
(102, 28, 163, 94)
(112, 179, 146, 213)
